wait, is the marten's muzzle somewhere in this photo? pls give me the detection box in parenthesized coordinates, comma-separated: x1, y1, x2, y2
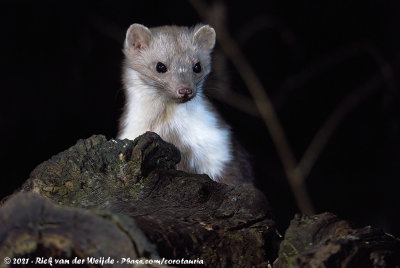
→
(177, 87, 195, 102)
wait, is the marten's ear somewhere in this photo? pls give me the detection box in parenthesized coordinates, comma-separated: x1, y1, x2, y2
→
(125, 24, 152, 51)
(193, 25, 216, 51)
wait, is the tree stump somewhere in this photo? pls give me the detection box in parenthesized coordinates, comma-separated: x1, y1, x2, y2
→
(1, 132, 399, 267)
(1, 132, 279, 267)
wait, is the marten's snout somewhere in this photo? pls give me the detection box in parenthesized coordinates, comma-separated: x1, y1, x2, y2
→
(177, 87, 195, 102)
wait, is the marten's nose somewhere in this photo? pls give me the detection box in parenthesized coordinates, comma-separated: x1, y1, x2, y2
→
(177, 87, 194, 99)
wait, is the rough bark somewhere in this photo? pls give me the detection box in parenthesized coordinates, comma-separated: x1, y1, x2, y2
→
(274, 213, 400, 268)
(1, 132, 399, 267)
(0, 192, 160, 267)
(1, 132, 279, 267)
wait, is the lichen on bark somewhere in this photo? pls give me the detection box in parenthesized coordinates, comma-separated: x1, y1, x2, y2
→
(1, 132, 279, 267)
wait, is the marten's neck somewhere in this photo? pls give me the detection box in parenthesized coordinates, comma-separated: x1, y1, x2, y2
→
(119, 68, 200, 136)
(118, 68, 233, 181)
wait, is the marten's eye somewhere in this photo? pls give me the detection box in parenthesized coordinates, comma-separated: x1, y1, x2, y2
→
(193, 62, 202, 73)
(156, 62, 168, 73)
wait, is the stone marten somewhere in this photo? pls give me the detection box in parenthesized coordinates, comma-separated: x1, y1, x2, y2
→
(118, 23, 252, 185)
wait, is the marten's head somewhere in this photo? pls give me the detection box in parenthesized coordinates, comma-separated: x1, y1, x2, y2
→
(123, 23, 215, 103)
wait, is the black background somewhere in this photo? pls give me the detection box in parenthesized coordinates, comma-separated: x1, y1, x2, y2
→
(1, 0, 399, 236)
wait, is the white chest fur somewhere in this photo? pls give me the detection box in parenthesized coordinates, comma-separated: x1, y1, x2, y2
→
(119, 69, 232, 181)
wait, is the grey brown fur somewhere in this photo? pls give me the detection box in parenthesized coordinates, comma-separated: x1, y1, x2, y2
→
(118, 23, 253, 185)
(122, 24, 213, 103)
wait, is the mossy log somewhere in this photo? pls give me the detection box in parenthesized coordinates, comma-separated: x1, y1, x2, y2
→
(1, 132, 279, 267)
(1, 132, 399, 267)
